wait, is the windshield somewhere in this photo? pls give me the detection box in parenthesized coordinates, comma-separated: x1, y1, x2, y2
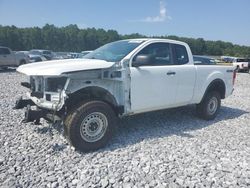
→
(84, 40, 144, 62)
(30, 50, 41, 55)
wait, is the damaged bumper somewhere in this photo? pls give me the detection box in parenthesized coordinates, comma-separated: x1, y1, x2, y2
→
(14, 75, 70, 124)
(14, 97, 63, 124)
(14, 97, 35, 109)
(27, 92, 66, 111)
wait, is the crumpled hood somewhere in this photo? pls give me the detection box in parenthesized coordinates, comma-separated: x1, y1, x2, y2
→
(17, 59, 115, 76)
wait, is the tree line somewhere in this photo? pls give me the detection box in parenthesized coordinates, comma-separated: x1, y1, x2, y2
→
(0, 24, 249, 57)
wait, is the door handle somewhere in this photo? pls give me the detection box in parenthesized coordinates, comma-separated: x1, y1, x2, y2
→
(167, 71, 176, 75)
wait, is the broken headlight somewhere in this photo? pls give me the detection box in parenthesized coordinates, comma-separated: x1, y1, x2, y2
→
(45, 77, 67, 92)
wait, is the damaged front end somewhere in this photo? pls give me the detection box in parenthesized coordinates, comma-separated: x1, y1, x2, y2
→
(14, 76, 70, 124)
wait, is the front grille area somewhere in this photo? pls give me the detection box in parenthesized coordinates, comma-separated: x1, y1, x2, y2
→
(46, 94, 51, 101)
(45, 77, 67, 92)
(31, 91, 44, 98)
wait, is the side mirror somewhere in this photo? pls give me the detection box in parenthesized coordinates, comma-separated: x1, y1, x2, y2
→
(133, 55, 154, 67)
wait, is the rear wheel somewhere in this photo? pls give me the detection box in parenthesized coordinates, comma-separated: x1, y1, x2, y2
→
(196, 91, 221, 120)
(64, 101, 116, 152)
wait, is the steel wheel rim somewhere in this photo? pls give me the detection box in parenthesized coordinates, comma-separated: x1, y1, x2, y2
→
(207, 97, 218, 115)
(80, 112, 108, 142)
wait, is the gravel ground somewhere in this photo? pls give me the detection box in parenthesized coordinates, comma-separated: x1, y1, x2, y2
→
(0, 69, 249, 188)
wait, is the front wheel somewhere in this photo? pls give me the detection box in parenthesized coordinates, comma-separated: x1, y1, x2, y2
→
(64, 101, 116, 152)
(196, 91, 221, 120)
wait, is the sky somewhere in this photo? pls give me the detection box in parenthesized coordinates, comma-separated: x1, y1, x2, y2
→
(0, 0, 250, 46)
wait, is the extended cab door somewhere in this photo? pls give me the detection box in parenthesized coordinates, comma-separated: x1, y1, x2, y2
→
(129, 42, 196, 113)
(170, 44, 196, 105)
(129, 42, 179, 113)
(0, 47, 15, 66)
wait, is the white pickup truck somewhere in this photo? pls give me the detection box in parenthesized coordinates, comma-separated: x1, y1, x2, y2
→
(232, 58, 249, 73)
(0, 46, 29, 69)
(15, 39, 236, 152)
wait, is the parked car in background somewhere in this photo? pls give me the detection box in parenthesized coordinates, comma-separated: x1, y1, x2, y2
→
(29, 49, 53, 60)
(67, 53, 82, 59)
(81, 51, 92, 56)
(248, 59, 250, 71)
(18, 51, 30, 56)
(232, 58, 249, 72)
(78, 51, 93, 58)
(0, 46, 29, 69)
(29, 54, 47, 63)
(193, 55, 217, 65)
(221, 56, 234, 63)
(53, 52, 69, 59)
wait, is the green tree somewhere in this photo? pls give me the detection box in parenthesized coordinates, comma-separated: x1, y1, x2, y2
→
(0, 24, 249, 57)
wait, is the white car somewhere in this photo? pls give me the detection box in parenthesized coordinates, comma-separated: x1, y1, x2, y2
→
(232, 58, 249, 72)
(0, 47, 29, 69)
(15, 39, 236, 152)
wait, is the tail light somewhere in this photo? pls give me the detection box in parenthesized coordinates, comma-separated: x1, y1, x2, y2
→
(233, 69, 236, 85)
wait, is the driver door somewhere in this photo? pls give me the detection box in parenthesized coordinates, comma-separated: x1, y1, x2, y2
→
(129, 42, 178, 113)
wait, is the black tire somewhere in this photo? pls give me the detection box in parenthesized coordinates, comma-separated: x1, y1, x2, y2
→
(64, 100, 116, 152)
(236, 66, 240, 72)
(19, 60, 26, 65)
(196, 91, 221, 120)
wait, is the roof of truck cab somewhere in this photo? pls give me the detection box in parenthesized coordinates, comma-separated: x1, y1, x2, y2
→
(123, 38, 188, 45)
(123, 38, 179, 42)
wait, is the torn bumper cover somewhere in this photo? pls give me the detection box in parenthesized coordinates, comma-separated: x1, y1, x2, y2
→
(24, 105, 45, 123)
(14, 97, 62, 123)
(14, 97, 35, 109)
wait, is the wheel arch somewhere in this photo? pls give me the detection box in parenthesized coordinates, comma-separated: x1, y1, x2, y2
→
(65, 86, 123, 115)
(201, 79, 226, 102)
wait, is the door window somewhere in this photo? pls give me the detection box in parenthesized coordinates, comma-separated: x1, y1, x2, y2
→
(133, 42, 173, 66)
(0, 48, 11, 55)
(172, 44, 189, 65)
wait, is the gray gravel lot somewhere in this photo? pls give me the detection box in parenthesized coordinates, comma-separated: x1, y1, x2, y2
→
(0, 69, 249, 188)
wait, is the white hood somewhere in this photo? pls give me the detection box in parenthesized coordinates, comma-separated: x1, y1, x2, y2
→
(17, 59, 115, 76)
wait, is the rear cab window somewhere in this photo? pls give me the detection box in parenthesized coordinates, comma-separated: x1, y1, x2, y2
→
(172, 44, 189, 65)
